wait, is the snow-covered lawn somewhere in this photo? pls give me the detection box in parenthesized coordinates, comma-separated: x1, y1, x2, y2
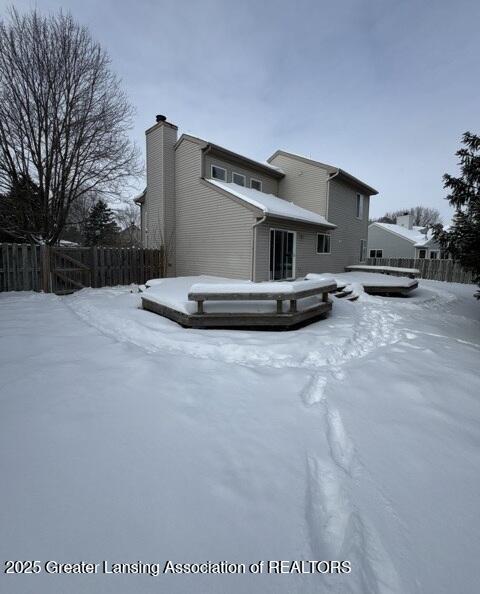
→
(1, 278, 479, 593)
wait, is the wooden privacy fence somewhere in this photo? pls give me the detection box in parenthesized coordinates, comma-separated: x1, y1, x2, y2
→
(365, 257, 474, 284)
(0, 243, 164, 293)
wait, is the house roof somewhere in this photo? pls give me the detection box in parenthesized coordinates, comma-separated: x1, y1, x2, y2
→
(206, 179, 336, 228)
(267, 149, 378, 196)
(176, 134, 285, 179)
(413, 227, 448, 248)
(133, 188, 146, 205)
(371, 222, 427, 244)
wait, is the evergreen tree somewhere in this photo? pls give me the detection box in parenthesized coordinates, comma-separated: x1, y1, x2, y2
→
(84, 200, 120, 246)
(432, 132, 480, 298)
(0, 175, 43, 242)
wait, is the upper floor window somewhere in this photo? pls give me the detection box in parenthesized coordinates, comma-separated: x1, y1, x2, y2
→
(211, 165, 226, 181)
(251, 178, 262, 191)
(232, 172, 246, 186)
(317, 233, 331, 254)
(356, 193, 364, 219)
(369, 249, 382, 258)
(430, 250, 438, 260)
(418, 249, 427, 259)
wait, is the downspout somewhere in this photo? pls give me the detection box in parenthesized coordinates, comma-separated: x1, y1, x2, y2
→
(202, 144, 213, 178)
(251, 214, 267, 282)
(326, 169, 340, 220)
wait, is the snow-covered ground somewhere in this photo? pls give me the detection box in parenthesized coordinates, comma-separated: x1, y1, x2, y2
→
(1, 277, 479, 593)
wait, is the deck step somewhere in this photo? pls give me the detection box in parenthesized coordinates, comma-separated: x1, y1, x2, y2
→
(334, 289, 353, 298)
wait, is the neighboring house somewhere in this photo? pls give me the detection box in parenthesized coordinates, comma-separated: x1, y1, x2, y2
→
(117, 224, 141, 247)
(368, 213, 448, 260)
(135, 115, 378, 281)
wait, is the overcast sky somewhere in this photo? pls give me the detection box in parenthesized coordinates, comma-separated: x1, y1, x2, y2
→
(3, 0, 479, 221)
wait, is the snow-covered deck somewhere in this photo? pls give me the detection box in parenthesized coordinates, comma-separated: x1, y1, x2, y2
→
(307, 271, 419, 296)
(345, 264, 420, 278)
(141, 277, 336, 329)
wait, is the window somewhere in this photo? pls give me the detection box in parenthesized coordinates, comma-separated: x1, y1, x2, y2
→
(232, 172, 246, 186)
(360, 239, 366, 262)
(356, 193, 364, 219)
(430, 251, 438, 260)
(317, 233, 331, 254)
(211, 165, 226, 181)
(440, 250, 449, 260)
(251, 178, 262, 191)
(369, 249, 382, 258)
(418, 249, 427, 259)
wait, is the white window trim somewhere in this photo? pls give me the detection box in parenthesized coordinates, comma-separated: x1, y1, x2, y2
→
(418, 249, 427, 259)
(429, 250, 439, 259)
(232, 172, 246, 186)
(250, 178, 262, 191)
(211, 164, 227, 181)
(316, 232, 331, 254)
(269, 228, 296, 281)
(356, 193, 364, 219)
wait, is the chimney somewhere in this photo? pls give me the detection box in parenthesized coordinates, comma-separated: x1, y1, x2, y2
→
(396, 212, 413, 230)
(144, 116, 178, 267)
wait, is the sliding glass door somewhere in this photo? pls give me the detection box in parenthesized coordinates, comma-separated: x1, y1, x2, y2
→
(269, 229, 296, 280)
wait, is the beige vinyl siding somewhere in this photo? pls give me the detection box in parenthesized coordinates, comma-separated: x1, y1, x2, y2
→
(175, 139, 255, 279)
(326, 179, 370, 271)
(254, 218, 335, 281)
(144, 123, 177, 267)
(140, 203, 146, 245)
(268, 153, 330, 216)
(367, 224, 416, 258)
(204, 154, 279, 195)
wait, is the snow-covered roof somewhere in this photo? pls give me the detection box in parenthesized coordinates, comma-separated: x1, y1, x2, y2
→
(413, 227, 448, 248)
(371, 222, 427, 244)
(206, 180, 336, 228)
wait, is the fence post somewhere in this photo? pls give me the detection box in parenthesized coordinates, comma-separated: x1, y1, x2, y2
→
(40, 245, 51, 293)
(91, 247, 97, 288)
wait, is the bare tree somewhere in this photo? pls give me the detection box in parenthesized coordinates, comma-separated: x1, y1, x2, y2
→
(114, 200, 141, 247)
(371, 206, 443, 226)
(0, 8, 141, 244)
(115, 201, 140, 231)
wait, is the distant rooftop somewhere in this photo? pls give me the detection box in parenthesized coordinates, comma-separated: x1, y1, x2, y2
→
(372, 222, 427, 243)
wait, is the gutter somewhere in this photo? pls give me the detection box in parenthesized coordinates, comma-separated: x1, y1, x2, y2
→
(251, 215, 267, 282)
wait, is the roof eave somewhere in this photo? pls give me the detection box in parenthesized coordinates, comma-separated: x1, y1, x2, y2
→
(264, 213, 337, 229)
(133, 188, 146, 205)
(267, 149, 337, 174)
(204, 144, 285, 179)
(333, 169, 378, 196)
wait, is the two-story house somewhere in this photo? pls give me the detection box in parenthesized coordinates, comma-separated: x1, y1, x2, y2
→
(135, 115, 378, 281)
